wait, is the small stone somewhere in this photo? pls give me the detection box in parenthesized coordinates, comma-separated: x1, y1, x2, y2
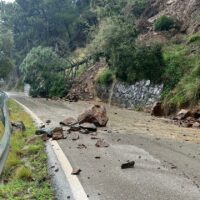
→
(71, 169, 82, 175)
(121, 161, 135, 169)
(95, 139, 109, 148)
(46, 120, 51, 124)
(55, 168, 59, 172)
(72, 133, 79, 141)
(77, 144, 87, 149)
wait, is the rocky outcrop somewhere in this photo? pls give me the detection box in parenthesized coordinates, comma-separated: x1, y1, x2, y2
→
(144, 0, 200, 33)
(96, 80, 163, 109)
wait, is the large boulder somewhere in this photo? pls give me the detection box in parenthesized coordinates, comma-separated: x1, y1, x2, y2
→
(151, 102, 163, 117)
(78, 105, 109, 127)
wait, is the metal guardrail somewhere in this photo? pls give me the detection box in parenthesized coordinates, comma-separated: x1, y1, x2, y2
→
(0, 92, 11, 175)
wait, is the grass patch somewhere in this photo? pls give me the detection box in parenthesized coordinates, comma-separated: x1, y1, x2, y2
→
(162, 41, 200, 112)
(96, 68, 114, 86)
(0, 100, 54, 200)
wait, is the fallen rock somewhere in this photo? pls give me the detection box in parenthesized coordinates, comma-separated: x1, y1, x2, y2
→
(121, 161, 135, 169)
(52, 127, 64, 140)
(151, 102, 163, 117)
(60, 117, 77, 126)
(78, 105, 109, 127)
(11, 121, 26, 132)
(77, 144, 87, 149)
(69, 124, 81, 132)
(71, 169, 82, 175)
(46, 120, 51, 124)
(192, 122, 200, 128)
(176, 109, 191, 120)
(91, 136, 99, 140)
(72, 133, 79, 141)
(191, 108, 200, 119)
(79, 129, 90, 134)
(80, 123, 97, 132)
(35, 128, 52, 136)
(95, 139, 109, 148)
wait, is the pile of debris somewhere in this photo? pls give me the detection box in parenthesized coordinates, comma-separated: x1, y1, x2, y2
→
(173, 109, 200, 128)
(35, 104, 109, 140)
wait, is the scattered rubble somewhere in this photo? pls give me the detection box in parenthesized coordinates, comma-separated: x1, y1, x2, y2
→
(121, 161, 135, 169)
(35, 104, 109, 143)
(11, 121, 26, 132)
(95, 139, 109, 148)
(35, 127, 65, 140)
(173, 108, 200, 129)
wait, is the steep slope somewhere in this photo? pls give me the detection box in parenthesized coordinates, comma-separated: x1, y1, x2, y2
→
(144, 0, 200, 33)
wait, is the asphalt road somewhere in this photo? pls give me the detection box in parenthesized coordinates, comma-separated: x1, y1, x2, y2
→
(9, 92, 200, 200)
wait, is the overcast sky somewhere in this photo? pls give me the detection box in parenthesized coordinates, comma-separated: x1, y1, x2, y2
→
(3, 0, 15, 2)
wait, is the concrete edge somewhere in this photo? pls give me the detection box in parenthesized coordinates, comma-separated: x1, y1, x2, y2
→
(12, 98, 89, 200)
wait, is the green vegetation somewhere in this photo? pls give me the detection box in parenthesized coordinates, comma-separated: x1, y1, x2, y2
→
(162, 38, 200, 111)
(1, 0, 200, 112)
(0, 100, 54, 199)
(0, 29, 14, 79)
(20, 46, 68, 97)
(187, 34, 200, 44)
(96, 68, 114, 86)
(154, 15, 176, 31)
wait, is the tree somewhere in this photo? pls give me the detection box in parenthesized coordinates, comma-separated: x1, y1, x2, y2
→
(20, 46, 69, 97)
(0, 27, 14, 79)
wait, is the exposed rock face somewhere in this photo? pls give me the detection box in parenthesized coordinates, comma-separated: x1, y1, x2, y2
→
(78, 105, 109, 127)
(144, 0, 200, 33)
(96, 80, 163, 109)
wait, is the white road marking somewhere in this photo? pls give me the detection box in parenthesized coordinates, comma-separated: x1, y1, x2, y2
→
(12, 98, 89, 200)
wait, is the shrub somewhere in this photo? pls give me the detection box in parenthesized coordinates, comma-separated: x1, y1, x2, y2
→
(154, 15, 175, 31)
(188, 34, 200, 44)
(20, 46, 69, 98)
(115, 44, 165, 84)
(132, 0, 149, 17)
(163, 57, 200, 111)
(96, 68, 114, 86)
